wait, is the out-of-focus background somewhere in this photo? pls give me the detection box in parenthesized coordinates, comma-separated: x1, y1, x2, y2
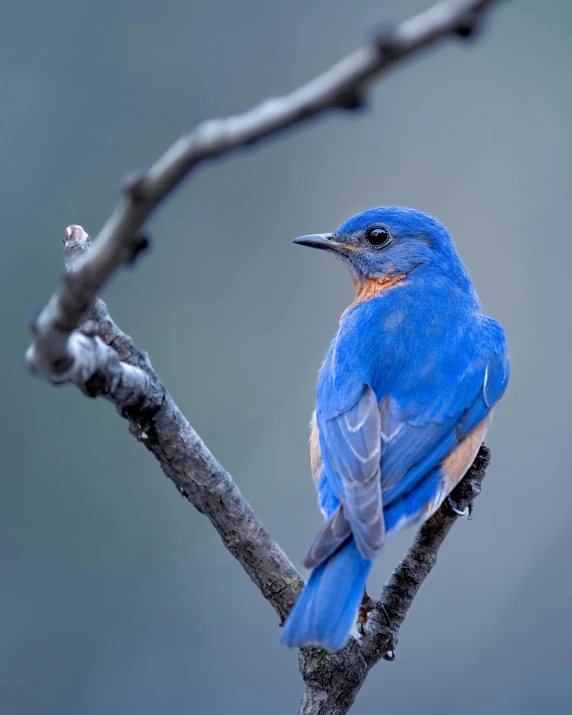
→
(2, 1, 571, 713)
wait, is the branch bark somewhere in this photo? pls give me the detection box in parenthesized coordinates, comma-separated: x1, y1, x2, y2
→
(25, 1, 505, 713)
(45, 226, 304, 623)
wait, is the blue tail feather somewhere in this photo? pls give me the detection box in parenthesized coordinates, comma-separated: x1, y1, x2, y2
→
(281, 537, 372, 651)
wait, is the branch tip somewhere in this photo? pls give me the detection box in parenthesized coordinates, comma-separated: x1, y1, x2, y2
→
(64, 224, 89, 244)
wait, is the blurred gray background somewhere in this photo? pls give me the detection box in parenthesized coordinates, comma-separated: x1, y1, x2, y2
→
(1, 0, 570, 713)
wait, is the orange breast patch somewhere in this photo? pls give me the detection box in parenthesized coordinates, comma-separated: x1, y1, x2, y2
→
(341, 272, 406, 321)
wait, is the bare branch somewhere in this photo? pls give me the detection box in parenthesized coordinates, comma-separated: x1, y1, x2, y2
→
(45, 231, 303, 622)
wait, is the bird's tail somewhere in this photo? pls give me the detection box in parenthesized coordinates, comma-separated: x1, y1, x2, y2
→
(281, 537, 372, 651)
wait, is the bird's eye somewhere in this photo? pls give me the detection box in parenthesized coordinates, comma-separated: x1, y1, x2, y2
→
(365, 227, 391, 247)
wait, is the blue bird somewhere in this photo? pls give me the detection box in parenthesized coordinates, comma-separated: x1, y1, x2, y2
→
(281, 206, 509, 651)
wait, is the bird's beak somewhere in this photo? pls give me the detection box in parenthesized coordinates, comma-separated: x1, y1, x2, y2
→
(292, 233, 336, 251)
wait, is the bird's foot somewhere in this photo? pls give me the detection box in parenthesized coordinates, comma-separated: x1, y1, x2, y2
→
(357, 593, 391, 635)
(447, 495, 473, 520)
(357, 593, 376, 635)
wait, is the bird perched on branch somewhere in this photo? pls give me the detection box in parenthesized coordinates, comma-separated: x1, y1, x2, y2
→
(281, 206, 509, 651)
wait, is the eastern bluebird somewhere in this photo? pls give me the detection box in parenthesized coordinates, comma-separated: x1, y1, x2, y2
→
(281, 206, 509, 652)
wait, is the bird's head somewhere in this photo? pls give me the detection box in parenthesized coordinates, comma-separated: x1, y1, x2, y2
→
(293, 206, 462, 286)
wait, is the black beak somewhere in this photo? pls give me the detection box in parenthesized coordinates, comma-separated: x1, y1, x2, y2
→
(292, 233, 335, 251)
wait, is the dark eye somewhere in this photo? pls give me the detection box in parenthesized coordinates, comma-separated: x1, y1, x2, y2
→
(365, 227, 391, 247)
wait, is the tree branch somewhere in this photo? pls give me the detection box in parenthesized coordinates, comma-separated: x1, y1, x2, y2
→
(45, 226, 304, 623)
(25, 1, 505, 713)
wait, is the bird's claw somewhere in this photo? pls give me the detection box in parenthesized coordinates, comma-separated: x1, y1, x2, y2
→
(447, 495, 473, 519)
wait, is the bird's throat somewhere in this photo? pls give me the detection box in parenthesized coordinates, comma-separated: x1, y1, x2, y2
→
(353, 272, 406, 299)
(340, 272, 406, 321)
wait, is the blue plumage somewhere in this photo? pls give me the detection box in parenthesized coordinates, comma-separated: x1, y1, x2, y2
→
(281, 207, 509, 651)
(282, 539, 372, 651)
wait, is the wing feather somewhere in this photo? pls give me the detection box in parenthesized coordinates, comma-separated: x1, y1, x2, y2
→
(307, 385, 384, 563)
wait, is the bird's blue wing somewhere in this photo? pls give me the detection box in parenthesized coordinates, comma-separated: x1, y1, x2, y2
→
(304, 383, 383, 567)
(380, 349, 509, 506)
